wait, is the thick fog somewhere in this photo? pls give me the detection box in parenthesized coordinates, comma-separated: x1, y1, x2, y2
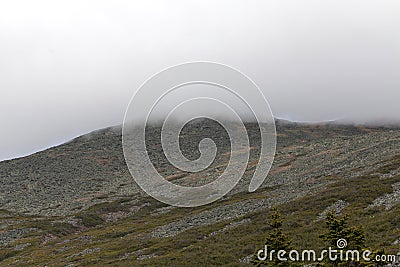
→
(1, 0, 399, 161)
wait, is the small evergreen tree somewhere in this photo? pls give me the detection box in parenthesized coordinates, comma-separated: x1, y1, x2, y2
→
(318, 211, 382, 267)
(252, 207, 294, 266)
(320, 212, 365, 251)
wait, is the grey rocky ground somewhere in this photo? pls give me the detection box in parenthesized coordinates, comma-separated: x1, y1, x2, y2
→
(0, 120, 399, 266)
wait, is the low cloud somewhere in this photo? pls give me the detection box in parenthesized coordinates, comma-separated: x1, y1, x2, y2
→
(0, 0, 399, 161)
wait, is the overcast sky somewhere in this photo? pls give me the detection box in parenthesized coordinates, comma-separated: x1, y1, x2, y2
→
(1, 0, 399, 161)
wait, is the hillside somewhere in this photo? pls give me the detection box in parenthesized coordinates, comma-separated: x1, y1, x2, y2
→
(0, 121, 399, 266)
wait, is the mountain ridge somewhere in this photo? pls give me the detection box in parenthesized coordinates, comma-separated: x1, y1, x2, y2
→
(0, 121, 399, 266)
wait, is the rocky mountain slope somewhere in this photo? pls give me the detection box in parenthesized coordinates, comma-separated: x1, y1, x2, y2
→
(0, 120, 399, 266)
